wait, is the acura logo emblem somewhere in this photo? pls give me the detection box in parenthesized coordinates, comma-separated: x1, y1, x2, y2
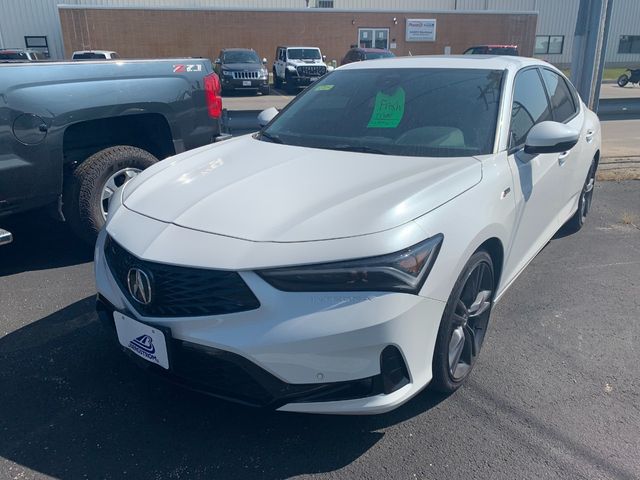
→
(127, 268, 152, 305)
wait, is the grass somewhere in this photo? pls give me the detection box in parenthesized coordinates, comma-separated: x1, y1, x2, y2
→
(559, 67, 628, 80)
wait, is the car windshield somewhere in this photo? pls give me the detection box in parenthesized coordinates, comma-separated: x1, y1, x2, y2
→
(261, 68, 504, 158)
(288, 49, 321, 60)
(365, 51, 395, 60)
(224, 50, 260, 64)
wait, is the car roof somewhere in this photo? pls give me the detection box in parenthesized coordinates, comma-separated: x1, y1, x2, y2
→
(222, 48, 256, 52)
(353, 48, 391, 53)
(339, 55, 548, 72)
(468, 45, 518, 48)
(279, 46, 321, 49)
(72, 50, 116, 54)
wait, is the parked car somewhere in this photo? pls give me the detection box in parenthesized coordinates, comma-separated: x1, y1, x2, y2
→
(214, 48, 270, 95)
(341, 47, 395, 65)
(95, 56, 600, 415)
(72, 50, 120, 60)
(0, 48, 47, 62)
(273, 46, 330, 93)
(463, 45, 519, 55)
(0, 58, 224, 244)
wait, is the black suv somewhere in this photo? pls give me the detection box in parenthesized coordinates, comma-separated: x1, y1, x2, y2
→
(214, 48, 270, 95)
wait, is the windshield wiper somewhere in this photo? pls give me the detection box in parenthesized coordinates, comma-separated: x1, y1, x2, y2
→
(330, 145, 388, 155)
(260, 131, 284, 144)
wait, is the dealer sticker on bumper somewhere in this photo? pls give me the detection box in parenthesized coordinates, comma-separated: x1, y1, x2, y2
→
(114, 312, 169, 369)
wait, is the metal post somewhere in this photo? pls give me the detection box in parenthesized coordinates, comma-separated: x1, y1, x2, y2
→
(570, 0, 614, 112)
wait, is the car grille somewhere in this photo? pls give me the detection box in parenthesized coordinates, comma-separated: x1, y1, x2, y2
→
(296, 65, 326, 77)
(103, 236, 260, 318)
(232, 71, 259, 79)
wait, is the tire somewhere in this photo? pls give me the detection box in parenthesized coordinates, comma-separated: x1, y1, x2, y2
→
(273, 70, 282, 89)
(431, 250, 495, 394)
(284, 73, 297, 94)
(260, 85, 270, 95)
(564, 158, 597, 233)
(63, 145, 157, 244)
(617, 74, 629, 87)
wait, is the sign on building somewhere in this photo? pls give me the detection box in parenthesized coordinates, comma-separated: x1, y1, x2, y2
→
(405, 19, 437, 42)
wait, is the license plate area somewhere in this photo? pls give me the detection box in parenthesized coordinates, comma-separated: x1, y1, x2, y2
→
(242, 80, 252, 86)
(114, 312, 170, 369)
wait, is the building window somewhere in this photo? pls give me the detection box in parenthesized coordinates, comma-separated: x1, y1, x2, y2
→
(24, 35, 49, 58)
(358, 28, 389, 49)
(618, 35, 640, 54)
(316, 0, 334, 7)
(534, 35, 564, 55)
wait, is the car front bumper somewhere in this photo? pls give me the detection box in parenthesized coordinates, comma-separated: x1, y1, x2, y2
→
(221, 77, 269, 90)
(95, 222, 446, 414)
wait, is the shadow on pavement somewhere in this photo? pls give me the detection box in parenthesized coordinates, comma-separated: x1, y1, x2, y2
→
(0, 296, 447, 479)
(0, 210, 93, 275)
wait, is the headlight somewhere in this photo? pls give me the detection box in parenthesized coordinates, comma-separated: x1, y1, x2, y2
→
(286, 65, 297, 72)
(222, 70, 233, 77)
(257, 234, 443, 293)
(260, 68, 268, 77)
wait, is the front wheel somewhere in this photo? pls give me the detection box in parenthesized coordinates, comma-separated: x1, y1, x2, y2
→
(273, 71, 282, 89)
(617, 74, 629, 87)
(63, 145, 157, 244)
(431, 251, 495, 393)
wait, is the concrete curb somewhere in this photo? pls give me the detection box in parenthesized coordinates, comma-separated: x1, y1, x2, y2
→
(598, 157, 640, 181)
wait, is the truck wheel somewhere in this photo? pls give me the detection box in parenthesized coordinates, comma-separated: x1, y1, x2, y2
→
(285, 73, 296, 94)
(273, 70, 282, 89)
(64, 146, 157, 244)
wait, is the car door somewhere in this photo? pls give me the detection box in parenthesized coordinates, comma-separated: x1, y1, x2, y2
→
(502, 67, 565, 285)
(539, 68, 586, 222)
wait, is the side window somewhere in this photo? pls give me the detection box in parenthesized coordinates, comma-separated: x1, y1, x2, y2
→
(540, 69, 577, 123)
(510, 69, 552, 148)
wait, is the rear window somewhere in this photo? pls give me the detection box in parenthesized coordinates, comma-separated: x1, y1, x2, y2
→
(487, 47, 518, 55)
(0, 51, 28, 60)
(73, 52, 107, 60)
(540, 69, 577, 123)
(261, 68, 504, 157)
(364, 51, 395, 60)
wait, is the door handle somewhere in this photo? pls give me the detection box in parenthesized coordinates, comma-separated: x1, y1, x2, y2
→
(585, 130, 595, 143)
(558, 151, 570, 166)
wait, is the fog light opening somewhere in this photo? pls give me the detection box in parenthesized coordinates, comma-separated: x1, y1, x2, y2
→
(380, 345, 410, 394)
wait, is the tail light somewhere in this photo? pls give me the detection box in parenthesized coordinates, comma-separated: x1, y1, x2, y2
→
(204, 73, 222, 119)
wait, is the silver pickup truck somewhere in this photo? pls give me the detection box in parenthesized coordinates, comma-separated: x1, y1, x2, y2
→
(0, 58, 224, 244)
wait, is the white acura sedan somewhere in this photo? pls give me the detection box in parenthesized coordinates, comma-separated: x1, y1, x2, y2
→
(95, 56, 600, 414)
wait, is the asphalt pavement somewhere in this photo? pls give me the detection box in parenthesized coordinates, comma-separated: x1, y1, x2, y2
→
(1, 181, 639, 480)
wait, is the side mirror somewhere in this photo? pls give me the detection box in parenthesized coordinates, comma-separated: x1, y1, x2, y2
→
(262, 57, 267, 64)
(322, 55, 327, 61)
(257, 107, 279, 128)
(524, 121, 579, 155)
(214, 58, 221, 65)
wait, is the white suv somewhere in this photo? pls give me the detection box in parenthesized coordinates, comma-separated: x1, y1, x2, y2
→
(273, 46, 330, 93)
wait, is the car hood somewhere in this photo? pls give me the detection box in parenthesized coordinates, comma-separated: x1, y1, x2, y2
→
(123, 136, 482, 242)
(289, 59, 326, 67)
(222, 63, 263, 71)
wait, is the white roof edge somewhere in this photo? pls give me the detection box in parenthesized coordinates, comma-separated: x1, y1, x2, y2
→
(57, 4, 537, 15)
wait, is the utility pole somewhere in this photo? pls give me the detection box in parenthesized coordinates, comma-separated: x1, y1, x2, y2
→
(570, 0, 614, 112)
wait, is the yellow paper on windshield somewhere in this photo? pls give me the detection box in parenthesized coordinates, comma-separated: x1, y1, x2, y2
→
(367, 88, 405, 129)
(315, 84, 334, 91)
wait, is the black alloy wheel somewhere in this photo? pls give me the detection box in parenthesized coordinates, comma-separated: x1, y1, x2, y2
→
(431, 251, 495, 393)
